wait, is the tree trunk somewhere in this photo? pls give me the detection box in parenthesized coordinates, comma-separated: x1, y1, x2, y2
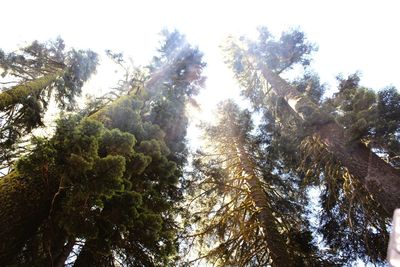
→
(0, 172, 57, 265)
(53, 237, 76, 267)
(73, 242, 96, 267)
(73, 239, 114, 267)
(255, 59, 400, 214)
(235, 140, 293, 266)
(317, 122, 400, 215)
(0, 72, 62, 110)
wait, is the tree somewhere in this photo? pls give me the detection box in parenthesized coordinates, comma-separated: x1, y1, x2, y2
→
(0, 39, 98, 170)
(71, 30, 205, 267)
(0, 30, 205, 266)
(223, 27, 398, 263)
(224, 28, 400, 215)
(184, 100, 335, 266)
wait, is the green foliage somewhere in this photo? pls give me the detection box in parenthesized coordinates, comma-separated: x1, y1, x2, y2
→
(249, 26, 317, 74)
(223, 27, 316, 111)
(5, 100, 177, 265)
(185, 100, 334, 266)
(100, 128, 136, 156)
(375, 87, 400, 167)
(55, 49, 98, 110)
(0, 141, 59, 265)
(147, 30, 205, 167)
(292, 70, 326, 104)
(0, 39, 98, 170)
(0, 30, 205, 266)
(299, 135, 390, 263)
(150, 29, 206, 98)
(223, 27, 398, 265)
(16, 137, 57, 176)
(323, 74, 400, 168)
(323, 74, 377, 141)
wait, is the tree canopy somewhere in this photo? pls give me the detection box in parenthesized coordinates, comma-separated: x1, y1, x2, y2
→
(0, 31, 206, 266)
(220, 27, 399, 264)
(0, 27, 399, 266)
(0, 39, 98, 171)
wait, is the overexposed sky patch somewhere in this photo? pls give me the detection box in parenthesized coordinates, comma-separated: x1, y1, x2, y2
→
(3, 0, 400, 87)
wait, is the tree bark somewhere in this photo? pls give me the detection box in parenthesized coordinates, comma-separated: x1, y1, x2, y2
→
(235, 140, 293, 266)
(317, 122, 400, 215)
(0, 72, 62, 110)
(73, 239, 114, 267)
(0, 172, 56, 265)
(254, 59, 400, 214)
(53, 237, 76, 267)
(72, 242, 96, 267)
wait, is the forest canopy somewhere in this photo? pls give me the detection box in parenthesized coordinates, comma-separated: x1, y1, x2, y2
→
(0, 27, 399, 266)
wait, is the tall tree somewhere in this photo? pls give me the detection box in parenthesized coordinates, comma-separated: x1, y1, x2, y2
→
(224, 28, 400, 215)
(223, 27, 397, 263)
(184, 100, 334, 266)
(0, 39, 98, 170)
(0, 30, 205, 266)
(72, 30, 205, 267)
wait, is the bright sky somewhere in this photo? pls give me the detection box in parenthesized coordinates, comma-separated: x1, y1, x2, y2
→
(2, 2, 399, 264)
(3, 0, 400, 144)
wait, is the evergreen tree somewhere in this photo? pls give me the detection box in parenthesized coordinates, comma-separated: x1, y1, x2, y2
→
(224, 27, 400, 215)
(223, 27, 399, 264)
(0, 39, 98, 170)
(184, 100, 335, 266)
(0, 30, 205, 266)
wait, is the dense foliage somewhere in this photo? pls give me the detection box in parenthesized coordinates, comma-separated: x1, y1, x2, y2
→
(0, 39, 98, 171)
(0, 31, 205, 266)
(1, 27, 399, 267)
(221, 27, 400, 264)
(184, 100, 336, 266)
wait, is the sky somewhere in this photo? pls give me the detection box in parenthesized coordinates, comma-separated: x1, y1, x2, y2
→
(3, 0, 400, 144)
(2, 1, 398, 264)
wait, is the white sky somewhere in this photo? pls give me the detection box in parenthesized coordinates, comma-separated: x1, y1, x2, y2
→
(3, 0, 400, 145)
(2, 2, 398, 264)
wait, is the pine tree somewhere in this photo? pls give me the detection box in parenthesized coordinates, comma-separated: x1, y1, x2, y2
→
(223, 27, 398, 264)
(224, 27, 400, 215)
(184, 100, 335, 266)
(0, 38, 98, 170)
(71, 30, 205, 267)
(0, 30, 205, 266)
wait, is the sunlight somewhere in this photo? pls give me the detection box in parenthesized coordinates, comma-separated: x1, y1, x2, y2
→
(2, 0, 400, 266)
